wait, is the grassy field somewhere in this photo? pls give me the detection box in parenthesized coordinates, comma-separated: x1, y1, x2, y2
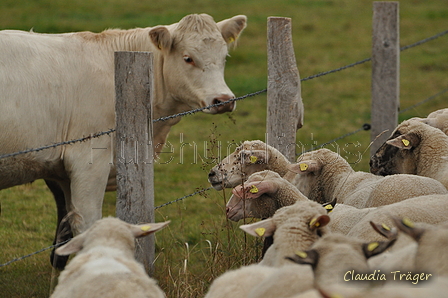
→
(1, 0, 447, 297)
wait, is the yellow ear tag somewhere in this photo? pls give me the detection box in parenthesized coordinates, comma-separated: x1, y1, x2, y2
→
(324, 204, 334, 211)
(402, 217, 414, 228)
(299, 163, 309, 172)
(367, 242, 379, 252)
(228, 36, 235, 43)
(295, 251, 308, 258)
(255, 228, 266, 237)
(402, 139, 410, 147)
(309, 218, 320, 227)
(250, 185, 259, 194)
(141, 225, 151, 232)
(381, 223, 391, 231)
(250, 156, 258, 164)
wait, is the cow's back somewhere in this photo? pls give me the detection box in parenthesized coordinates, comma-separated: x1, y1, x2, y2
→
(0, 30, 115, 188)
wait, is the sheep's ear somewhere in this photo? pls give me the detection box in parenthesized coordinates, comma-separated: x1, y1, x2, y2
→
(55, 234, 87, 256)
(217, 15, 247, 47)
(322, 198, 337, 213)
(288, 160, 320, 175)
(149, 26, 173, 51)
(131, 221, 171, 238)
(240, 218, 276, 238)
(386, 133, 420, 149)
(362, 239, 397, 259)
(232, 180, 278, 199)
(240, 150, 268, 164)
(285, 249, 319, 267)
(309, 215, 330, 231)
(369, 221, 398, 240)
(391, 216, 426, 242)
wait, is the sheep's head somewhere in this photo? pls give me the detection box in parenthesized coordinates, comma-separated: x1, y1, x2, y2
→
(55, 217, 170, 256)
(369, 119, 436, 176)
(285, 233, 396, 285)
(208, 140, 272, 190)
(392, 217, 448, 275)
(225, 170, 304, 221)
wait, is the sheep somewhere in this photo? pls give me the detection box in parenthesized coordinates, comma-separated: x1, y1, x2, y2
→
(288, 148, 447, 208)
(286, 233, 396, 290)
(208, 140, 294, 191)
(328, 194, 448, 242)
(204, 264, 314, 298)
(50, 217, 170, 298)
(240, 199, 330, 267)
(413, 108, 448, 135)
(226, 170, 308, 221)
(370, 119, 448, 189)
(207, 199, 329, 298)
(392, 217, 448, 276)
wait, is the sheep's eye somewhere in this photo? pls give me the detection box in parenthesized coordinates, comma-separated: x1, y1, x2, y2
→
(183, 56, 194, 64)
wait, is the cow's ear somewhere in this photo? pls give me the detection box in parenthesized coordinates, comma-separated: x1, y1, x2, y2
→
(149, 26, 173, 51)
(217, 15, 247, 47)
(386, 133, 420, 150)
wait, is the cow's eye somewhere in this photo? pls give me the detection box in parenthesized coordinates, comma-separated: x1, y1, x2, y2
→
(183, 56, 194, 64)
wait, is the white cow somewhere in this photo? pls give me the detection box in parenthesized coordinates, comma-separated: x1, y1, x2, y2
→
(0, 14, 246, 267)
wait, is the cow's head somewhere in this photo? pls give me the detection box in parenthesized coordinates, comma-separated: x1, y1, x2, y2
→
(149, 14, 247, 114)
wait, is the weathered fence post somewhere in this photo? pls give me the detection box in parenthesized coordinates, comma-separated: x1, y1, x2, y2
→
(370, 2, 400, 156)
(267, 17, 304, 162)
(115, 51, 155, 275)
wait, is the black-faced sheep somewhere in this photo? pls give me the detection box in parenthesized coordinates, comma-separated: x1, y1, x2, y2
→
(370, 119, 448, 189)
(289, 148, 447, 207)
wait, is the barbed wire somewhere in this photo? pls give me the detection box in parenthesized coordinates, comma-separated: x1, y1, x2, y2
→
(399, 87, 448, 114)
(155, 187, 212, 209)
(0, 239, 70, 268)
(1, 85, 446, 268)
(300, 85, 448, 155)
(1, 29, 446, 161)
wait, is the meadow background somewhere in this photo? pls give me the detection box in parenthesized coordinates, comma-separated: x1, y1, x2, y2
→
(0, 0, 447, 297)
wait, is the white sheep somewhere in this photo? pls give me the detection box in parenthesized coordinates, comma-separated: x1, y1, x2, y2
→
(286, 233, 396, 290)
(226, 170, 308, 221)
(289, 148, 448, 208)
(204, 264, 313, 298)
(413, 108, 448, 135)
(392, 217, 448, 276)
(370, 119, 448, 189)
(206, 199, 328, 298)
(240, 199, 330, 267)
(208, 140, 294, 190)
(50, 217, 170, 298)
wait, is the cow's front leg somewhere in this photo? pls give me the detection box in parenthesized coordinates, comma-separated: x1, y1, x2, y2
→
(64, 144, 111, 234)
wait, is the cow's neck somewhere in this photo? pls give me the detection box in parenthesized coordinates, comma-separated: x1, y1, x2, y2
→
(89, 28, 192, 155)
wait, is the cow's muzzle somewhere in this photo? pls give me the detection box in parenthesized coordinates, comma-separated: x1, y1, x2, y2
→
(204, 95, 236, 114)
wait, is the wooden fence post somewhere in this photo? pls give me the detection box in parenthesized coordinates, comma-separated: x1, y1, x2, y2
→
(267, 17, 304, 162)
(115, 51, 155, 275)
(371, 2, 400, 156)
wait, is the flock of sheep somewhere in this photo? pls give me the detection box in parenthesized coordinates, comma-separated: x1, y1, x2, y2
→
(50, 108, 448, 297)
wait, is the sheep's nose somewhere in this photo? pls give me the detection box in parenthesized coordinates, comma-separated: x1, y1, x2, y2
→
(208, 170, 216, 178)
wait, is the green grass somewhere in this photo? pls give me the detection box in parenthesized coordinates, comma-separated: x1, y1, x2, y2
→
(1, 0, 447, 297)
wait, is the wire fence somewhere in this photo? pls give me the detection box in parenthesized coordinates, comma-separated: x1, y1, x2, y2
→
(1, 28, 447, 269)
(0, 28, 447, 162)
